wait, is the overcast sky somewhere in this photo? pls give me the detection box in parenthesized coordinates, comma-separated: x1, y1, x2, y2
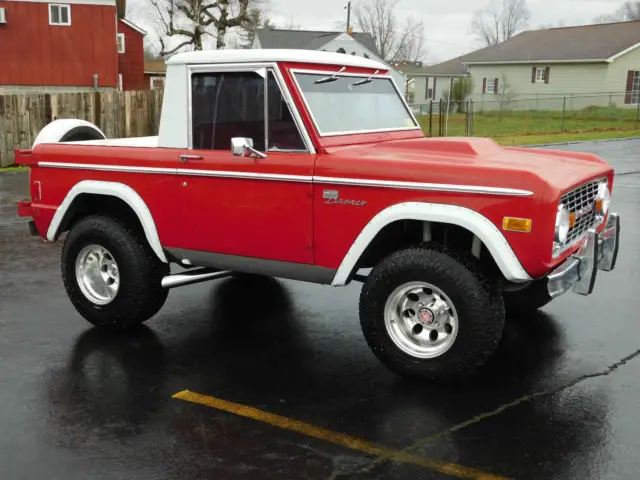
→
(130, 0, 627, 64)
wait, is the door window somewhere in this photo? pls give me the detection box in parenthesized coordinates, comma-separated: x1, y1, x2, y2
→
(191, 69, 306, 152)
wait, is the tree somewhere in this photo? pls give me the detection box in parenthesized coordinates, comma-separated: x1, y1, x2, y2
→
(235, 6, 275, 48)
(450, 77, 475, 112)
(353, 0, 426, 63)
(471, 0, 530, 46)
(595, 1, 640, 22)
(149, 0, 254, 56)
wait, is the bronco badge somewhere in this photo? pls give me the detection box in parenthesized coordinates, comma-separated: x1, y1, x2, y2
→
(323, 190, 367, 207)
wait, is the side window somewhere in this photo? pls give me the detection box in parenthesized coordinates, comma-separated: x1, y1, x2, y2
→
(191, 69, 305, 152)
(266, 71, 306, 151)
(192, 71, 266, 151)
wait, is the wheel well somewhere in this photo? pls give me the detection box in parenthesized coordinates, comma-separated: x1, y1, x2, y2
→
(55, 194, 146, 242)
(352, 219, 503, 281)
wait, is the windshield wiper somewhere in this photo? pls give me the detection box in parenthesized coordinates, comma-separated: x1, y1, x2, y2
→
(314, 66, 346, 84)
(352, 69, 380, 86)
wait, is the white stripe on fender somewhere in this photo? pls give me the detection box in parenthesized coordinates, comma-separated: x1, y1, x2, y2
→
(38, 162, 532, 197)
(331, 201, 533, 286)
(47, 180, 168, 263)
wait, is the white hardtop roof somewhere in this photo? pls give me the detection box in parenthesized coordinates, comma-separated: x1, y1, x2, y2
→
(166, 49, 388, 71)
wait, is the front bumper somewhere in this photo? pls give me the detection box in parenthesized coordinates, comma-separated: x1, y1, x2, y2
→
(547, 212, 620, 298)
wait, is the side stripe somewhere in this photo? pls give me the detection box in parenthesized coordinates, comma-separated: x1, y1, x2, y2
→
(38, 161, 533, 197)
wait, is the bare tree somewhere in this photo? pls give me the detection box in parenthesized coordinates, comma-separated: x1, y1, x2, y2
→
(471, 0, 530, 46)
(235, 5, 275, 48)
(353, 0, 426, 63)
(149, 0, 253, 56)
(595, 1, 640, 22)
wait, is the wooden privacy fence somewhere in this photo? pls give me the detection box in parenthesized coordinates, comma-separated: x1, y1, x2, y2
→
(0, 89, 164, 167)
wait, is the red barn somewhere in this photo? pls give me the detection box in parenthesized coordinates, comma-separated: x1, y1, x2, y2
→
(117, 18, 146, 90)
(0, 0, 145, 92)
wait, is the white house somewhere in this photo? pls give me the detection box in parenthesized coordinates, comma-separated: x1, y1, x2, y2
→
(252, 28, 406, 93)
(460, 20, 640, 111)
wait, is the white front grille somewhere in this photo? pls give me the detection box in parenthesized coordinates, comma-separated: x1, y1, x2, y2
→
(560, 178, 603, 245)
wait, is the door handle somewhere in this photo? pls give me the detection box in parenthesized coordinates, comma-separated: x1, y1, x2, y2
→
(179, 154, 204, 163)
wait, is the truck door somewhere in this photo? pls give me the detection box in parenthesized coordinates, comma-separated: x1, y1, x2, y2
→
(171, 66, 316, 265)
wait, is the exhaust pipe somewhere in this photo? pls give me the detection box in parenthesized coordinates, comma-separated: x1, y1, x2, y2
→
(161, 268, 232, 289)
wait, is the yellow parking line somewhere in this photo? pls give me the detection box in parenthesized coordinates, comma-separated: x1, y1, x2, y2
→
(172, 389, 510, 480)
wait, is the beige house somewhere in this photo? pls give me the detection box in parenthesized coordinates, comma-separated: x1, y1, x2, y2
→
(461, 20, 640, 111)
(398, 57, 469, 111)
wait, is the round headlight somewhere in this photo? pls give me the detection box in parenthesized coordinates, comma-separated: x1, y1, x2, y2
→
(596, 182, 611, 217)
(555, 204, 570, 244)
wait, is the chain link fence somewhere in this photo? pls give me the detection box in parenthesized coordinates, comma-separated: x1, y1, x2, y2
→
(410, 92, 640, 139)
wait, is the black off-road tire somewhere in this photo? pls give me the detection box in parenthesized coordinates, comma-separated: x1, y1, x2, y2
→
(61, 215, 170, 329)
(359, 243, 505, 382)
(503, 278, 553, 316)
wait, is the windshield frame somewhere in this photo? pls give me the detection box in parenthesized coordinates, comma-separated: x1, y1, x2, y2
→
(289, 68, 421, 137)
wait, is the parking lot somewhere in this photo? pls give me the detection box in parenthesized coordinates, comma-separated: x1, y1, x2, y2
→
(1, 138, 639, 480)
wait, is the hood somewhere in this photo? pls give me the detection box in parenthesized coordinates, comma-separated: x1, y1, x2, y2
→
(321, 137, 614, 198)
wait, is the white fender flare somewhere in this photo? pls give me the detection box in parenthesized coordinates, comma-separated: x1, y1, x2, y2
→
(47, 180, 168, 263)
(32, 119, 107, 147)
(331, 202, 534, 286)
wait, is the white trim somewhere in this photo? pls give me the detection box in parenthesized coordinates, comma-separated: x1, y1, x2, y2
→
(36, 161, 533, 196)
(48, 3, 71, 26)
(608, 42, 640, 62)
(120, 18, 147, 35)
(149, 75, 165, 89)
(118, 73, 123, 90)
(331, 202, 534, 286)
(39, 161, 176, 174)
(46, 181, 168, 263)
(289, 68, 421, 137)
(314, 176, 533, 196)
(116, 32, 125, 54)
(166, 48, 389, 71)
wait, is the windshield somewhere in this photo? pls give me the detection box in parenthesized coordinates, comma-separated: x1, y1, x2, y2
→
(292, 72, 419, 136)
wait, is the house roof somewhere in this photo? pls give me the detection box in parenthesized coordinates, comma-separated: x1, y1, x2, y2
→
(119, 18, 147, 36)
(405, 57, 469, 76)
(255, 29, 382, 58)
(462, 20, 640, 64)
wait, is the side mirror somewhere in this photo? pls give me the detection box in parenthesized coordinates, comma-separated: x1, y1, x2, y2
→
(231, 137, 268, 159)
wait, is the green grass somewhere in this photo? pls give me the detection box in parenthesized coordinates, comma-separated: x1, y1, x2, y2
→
(417, 105, 640, 145)
(0, 165, 30, 173)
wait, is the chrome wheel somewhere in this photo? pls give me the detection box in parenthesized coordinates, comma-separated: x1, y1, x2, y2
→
(384, 281, 459, 359)
(75, 244, 120, 305)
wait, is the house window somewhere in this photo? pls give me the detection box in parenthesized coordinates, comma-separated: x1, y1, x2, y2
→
(117, 33, 125, 54)
(427, 88, 433, 99)
(150, 76, 165, 90)
(486, 78, 496, 94)
(632, 71, 640, 104)
(535, 67, 546, 83)
(49, 4, 70, 25)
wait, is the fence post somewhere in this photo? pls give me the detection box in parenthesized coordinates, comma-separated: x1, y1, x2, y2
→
(470, 99, 474, 136)
(561, 96, 566, 132)
(428, 99, 433, 137)
(439, 99, 444, 136)
(636, 100, 640, 129)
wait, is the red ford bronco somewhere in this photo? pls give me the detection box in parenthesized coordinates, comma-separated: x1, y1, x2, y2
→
(15, 49, 620, 381)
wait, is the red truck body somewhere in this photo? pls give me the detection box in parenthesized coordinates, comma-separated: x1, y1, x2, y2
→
(14, 49, 621, 382)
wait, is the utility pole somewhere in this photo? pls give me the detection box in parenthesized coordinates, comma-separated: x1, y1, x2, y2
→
(345, 1, 351, 33)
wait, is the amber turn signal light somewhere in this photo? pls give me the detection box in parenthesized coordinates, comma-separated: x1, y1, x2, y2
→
(595, 199, 604, 212)
(568, 212, 576, 228)
(502, 217, 532, 233)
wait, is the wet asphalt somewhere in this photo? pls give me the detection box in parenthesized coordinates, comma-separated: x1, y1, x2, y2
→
(1, 138, 639, 480)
